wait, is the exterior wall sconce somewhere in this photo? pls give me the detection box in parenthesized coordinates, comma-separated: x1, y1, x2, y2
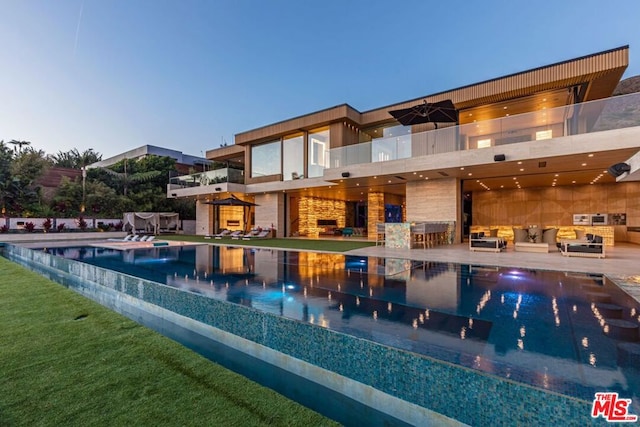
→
(215, 187, 222, 191)
(341, 172, 350, 178)
(494, 154, 506, 162)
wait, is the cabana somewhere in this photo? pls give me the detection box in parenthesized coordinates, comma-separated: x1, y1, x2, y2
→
(123, 212, 179, 235)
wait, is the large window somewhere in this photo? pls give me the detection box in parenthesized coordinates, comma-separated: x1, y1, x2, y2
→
(283, 134, 304, 181)
(251, 140, 281, 177)
(308, 127, 330, 178)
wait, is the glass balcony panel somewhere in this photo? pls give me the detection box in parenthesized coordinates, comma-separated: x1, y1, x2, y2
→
(329, 92, 640, 167)
(169, 168, 244, 187)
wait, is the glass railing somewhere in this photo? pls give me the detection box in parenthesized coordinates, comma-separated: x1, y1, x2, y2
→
(169, 168, 244, 188)
(330, 91, 640, 167)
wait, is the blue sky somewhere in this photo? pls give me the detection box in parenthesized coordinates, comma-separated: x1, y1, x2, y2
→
(1, 0, 639, 159)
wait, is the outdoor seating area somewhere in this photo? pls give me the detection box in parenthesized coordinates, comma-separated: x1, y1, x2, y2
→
(469, 232, 507, 253)
(560, 234, 606, 258)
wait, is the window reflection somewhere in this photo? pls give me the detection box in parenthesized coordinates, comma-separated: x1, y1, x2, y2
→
(251, 140, 281, 177)
(283, 134, 304, 181)
(308, 127, 330, 178)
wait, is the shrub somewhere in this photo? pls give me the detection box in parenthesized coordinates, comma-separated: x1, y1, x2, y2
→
(43, 218, 53, 233)
(0, 225, 8, 233)
(24, 222, 36, 232)
(57, 223, 66, 232)
(77, 216, 88, 231)
(113, 221, 124, 231)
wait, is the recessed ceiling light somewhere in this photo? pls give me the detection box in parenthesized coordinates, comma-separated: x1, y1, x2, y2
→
(555, 174, 559, 177)
(425, 177, 429, 180)
(519, 168, 524, 172)
(513, 177, 517, 180)
(581, 163, 587, 166)
(460, 167, 465, 170)
(388, 180, 391, 183)
(468, 173, 472, 176)
(572, 180, 576, 184)
(517, 161, 522, 165)
(419, 175, 423, 178)
(476, 180, 480, 182)
(356, 183, 359, 186)
(374, 176, 377, 179)
(500, 185, 504, 188)
(588, 154, 594, 157)
(413, 172, 417, 175)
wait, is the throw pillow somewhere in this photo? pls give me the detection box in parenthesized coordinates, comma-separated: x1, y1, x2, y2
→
(574, 229, 586, 240)
(542, 228, 558, 245)
(513, 228, 528, 243)
(489, 229, 499, 237)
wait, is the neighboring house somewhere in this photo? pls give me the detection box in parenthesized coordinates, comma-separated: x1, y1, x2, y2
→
(168, 45, 640, 242)
(36, 167, 82, 201)
(87, 144, 211, 175)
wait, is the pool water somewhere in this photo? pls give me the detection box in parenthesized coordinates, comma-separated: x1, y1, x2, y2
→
(45, 244, 640, 408)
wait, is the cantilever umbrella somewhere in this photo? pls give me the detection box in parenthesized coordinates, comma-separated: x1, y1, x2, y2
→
(204, 195, 258, 233)
(389, 99, 458, 128)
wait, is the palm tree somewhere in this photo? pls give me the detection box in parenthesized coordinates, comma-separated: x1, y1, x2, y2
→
(99, 158, 162, 197)
(7, 139, 31, 153)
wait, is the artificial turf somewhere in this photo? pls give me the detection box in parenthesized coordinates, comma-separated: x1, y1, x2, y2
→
(0, 257, 338, 426)
(160, 235, 376, 252)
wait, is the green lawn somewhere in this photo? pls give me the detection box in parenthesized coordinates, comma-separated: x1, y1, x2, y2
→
(161, 234, 376, 252)
(0, 257, 338, 427)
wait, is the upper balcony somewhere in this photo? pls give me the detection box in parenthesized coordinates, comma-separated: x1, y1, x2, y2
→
(329, 92, 640, 168)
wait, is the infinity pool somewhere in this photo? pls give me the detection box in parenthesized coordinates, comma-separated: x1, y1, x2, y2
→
(43, 244, 640, 411)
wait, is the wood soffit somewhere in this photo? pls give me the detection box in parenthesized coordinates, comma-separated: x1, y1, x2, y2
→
(235, 46, 629, 145)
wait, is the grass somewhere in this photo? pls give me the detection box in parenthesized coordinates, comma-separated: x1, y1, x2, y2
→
(0, 257, 338, 427)
(160, 234, 376, 252)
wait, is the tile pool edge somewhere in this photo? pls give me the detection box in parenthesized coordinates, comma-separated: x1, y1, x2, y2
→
(2, 244, 599, 426)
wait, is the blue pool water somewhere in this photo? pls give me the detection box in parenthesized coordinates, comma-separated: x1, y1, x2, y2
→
(44, 244, 640, 410)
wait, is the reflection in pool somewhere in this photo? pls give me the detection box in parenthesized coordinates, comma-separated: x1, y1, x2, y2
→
(46, 244, 640, 406)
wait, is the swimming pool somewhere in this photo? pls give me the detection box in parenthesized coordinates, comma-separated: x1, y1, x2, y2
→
(7, 243, 640, 424)
(45, 246, 640, 397)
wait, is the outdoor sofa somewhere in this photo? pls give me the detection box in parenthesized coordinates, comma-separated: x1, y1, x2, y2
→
(560, 234, 605, 258)
(469, 232, 507, 253)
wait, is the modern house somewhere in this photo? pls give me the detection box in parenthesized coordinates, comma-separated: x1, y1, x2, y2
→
(168, 45, 640, 244)
(89, 144, 211, 175)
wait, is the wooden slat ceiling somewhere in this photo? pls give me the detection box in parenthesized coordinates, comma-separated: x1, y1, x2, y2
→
(283, 148, 639, 202)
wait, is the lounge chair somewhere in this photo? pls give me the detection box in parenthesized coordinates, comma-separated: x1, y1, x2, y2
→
(130, 235, 142, 242)
(229, 230, 243, 239)
(214, 230, 231, 239)
(242, 230, 270, 240)
(108, 234, 135, 242)
(139, 235, 150, 242)
(145, 235, 155, 242)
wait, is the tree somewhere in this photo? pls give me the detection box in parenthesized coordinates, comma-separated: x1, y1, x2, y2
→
(95, 157, 163, 197)
(49, 148, 102, 169)
(4, 147, 50, 216)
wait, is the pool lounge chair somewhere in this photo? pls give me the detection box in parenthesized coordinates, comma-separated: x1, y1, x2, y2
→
(130, 235, 143, 242)
(145, 235, 155, 242)
(108, 234, 135, 242)
(229, 231, 243, 239)
(242, 230, 270, 240)
(213, 230, 231, 239)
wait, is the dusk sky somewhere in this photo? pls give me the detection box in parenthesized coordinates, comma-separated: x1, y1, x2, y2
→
(2, 0, 639, 159)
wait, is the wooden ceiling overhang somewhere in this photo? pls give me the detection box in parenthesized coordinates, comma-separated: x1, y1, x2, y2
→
(234, 46, 628, 145)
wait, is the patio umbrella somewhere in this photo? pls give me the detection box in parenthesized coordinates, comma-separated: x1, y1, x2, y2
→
(204, 195, 258, 232)
(389, 99, 458, 128)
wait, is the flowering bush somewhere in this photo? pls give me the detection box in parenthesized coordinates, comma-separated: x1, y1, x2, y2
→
(0, 225, 8, 233)
(24, 222, 36, 232)
(57, 223, 66, 232)
(43, 218, 53, 233)
(77, 216, 88, 231)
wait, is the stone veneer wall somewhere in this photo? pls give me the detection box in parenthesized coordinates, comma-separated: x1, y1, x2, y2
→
(406, 179, 461, 243)
(255, 193, 284, 237)
(2, 244, 599, 427)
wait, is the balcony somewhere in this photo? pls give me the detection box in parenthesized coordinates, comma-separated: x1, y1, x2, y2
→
(330, 92, 640, 167)
(169, 168, 244, 188)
